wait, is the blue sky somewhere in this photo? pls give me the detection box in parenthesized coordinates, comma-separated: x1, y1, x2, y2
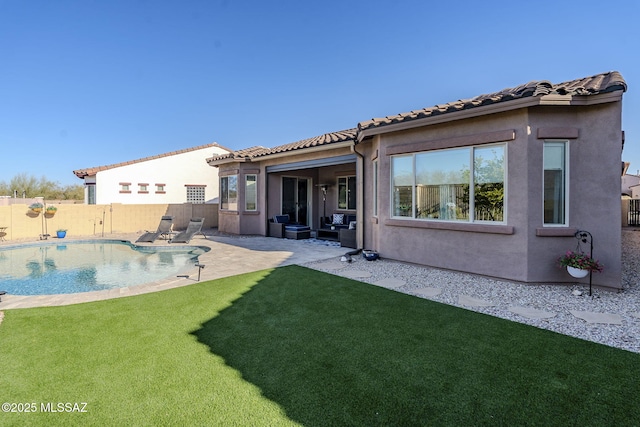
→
(1, 0, 638, 186)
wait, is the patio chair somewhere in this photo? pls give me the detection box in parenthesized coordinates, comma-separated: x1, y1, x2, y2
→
(136, 216, 174, 243)
(169, 218, 205, 244)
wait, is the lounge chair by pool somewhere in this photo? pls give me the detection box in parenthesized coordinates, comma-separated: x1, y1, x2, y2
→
(169, 218, 205, 243)
(136, 216, 174, 243)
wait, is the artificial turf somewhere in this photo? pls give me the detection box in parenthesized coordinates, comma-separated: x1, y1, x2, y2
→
(1, 265, 639, 426)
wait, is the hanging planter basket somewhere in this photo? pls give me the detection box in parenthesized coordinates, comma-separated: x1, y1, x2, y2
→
(28, 203, 43, 214)
(566, 266, 589, 278)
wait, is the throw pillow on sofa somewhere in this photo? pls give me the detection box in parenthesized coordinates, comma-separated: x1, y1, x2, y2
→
(332, 213, 345, 225)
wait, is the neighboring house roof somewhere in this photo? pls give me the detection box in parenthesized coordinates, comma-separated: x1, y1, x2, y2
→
(207, 128, 357, 165)
(357, 71, 626, 135)
(209, 71, 626, 165)
(73, 142, 230, 179)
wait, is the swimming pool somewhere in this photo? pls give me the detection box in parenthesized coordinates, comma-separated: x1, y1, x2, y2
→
(0, 240, 209, 296)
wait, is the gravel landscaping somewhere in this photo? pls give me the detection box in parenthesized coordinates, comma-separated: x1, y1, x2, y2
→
(305, 228, 640, 353)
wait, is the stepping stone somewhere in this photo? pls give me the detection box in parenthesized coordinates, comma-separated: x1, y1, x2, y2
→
(411, 287, 442, 297)
(342, 270, 372, 279)
(373, 278, 405, 288)
(458, 295, 494, 307)
(509, 306, 556, 319)
(632, 312, 640, 319)
(569, 310, 623, 324)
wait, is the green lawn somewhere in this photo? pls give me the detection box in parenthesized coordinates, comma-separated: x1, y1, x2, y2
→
(1, 265, 639, 426)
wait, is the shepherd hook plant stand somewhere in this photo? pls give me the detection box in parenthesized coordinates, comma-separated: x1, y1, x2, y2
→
(574, 230, 594, 296)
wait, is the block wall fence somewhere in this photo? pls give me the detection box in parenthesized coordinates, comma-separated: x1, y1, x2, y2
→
(0, 203, 218, 241)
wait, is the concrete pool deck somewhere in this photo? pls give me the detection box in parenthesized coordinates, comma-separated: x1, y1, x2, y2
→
(0, 230, 347, 309)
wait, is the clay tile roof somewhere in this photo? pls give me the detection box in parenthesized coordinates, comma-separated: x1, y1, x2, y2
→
(358, 71, 626, 133)
(73, 142, 229, 179)
(207, 146, 271, 163)
(252, 128, 357, 158)
(209, 128, 357, 164)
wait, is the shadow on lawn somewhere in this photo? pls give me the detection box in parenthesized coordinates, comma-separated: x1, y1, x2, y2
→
(191, 265, 640, 426)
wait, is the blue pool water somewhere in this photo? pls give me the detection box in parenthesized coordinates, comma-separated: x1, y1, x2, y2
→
(0, 240, 209, 296)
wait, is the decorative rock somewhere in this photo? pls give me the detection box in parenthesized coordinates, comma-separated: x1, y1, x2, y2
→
(313, 261, 347, 270)
(572, 290, 583, 296)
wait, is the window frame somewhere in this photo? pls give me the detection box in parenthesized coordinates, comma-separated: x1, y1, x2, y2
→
(373, 160, 378, 217)
(119, 182, 131, 193)
(220, 175, 238, 210)
(87, 184, 96, 205)
(337, 175, 356, 211)
(542, 140, 569, 227)
(244, 174, 258, 211)
(390, 143, 506, 224)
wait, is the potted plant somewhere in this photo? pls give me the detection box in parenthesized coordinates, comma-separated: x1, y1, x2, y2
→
(56, 229, 67, 239)
(29, 202, 44, 213)
(557, 251, 603, 278)
(45, 205, 58, 216)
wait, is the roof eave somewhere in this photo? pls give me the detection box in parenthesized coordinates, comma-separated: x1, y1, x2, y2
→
(206, 157, 252, 167)
(356, 96, 540, 142)
(537, 90, 624, 106)
(356, 90, 625, 143)
(253, 140, 355, 162)
(73, 171, 94, 179)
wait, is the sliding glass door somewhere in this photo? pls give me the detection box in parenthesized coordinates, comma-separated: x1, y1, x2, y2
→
(282, 177, 309, 225)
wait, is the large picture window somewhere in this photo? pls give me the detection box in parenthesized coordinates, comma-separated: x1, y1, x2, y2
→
(392, 144, 505, 223)
(543, 141, 567, 225)
(220, 175, 237, 210)
(338, 176, 356, 210)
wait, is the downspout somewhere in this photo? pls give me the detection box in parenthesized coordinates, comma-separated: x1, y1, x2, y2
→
(264, 167, 269, 237)
(351, 143, 365, 250)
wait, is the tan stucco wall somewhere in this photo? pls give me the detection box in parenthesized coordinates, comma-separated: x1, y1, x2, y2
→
(361, 100, 623, 289)
(0, 203, 218, 241)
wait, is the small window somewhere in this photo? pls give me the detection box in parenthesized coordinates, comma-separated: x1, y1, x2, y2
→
(245, 174, 257, 211)
(155, 184, 165, 193)
(186, 185, 206, 204)
(119, 182, 131, 194)
(543, 141, 568, 225)
(138, 183, 149, 193)
(87, 184, 96, 205)
(373, 160, 378, 216)
(220, 176, 238, 210)
(338, 176, 356, 210)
